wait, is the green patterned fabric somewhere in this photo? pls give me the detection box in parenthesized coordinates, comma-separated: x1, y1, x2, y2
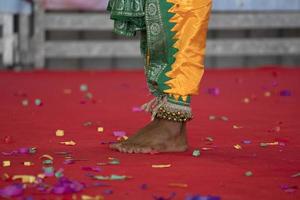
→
(107, 0, 191, 106)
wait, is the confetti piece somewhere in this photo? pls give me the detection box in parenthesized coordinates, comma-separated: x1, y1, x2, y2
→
(185, 194, 221, 200)
(205, 136, 214, 142)
(3, 160, 11, 167)
(242, 140, 252, 144)
(81, 166, 101, 172)
(80, 84, 88, 92)
(83, 121, 93, 127)
(85, 92, 93, 99)
(34, 99, 42, 106)
(2, 147, 36, 156)
(12, 175, 36, 183)
(108, 159, 120, 165)
(291, 172, 300, 178)
(113, 131, 126, 137)
(207, 87, 220, 96)
(220, 116, 229, 121)
(81, 194, 104, 200)
(234, 144, 242, 150)
(243, 97, 250, 104)
(55, 168, 64, 178)
(91, 175, 130, 181)
(23, 161, 34, 166)
(39, 154, 54, 160)
(264, 91, 272, 97)
(280, 184, 298, 193)
(97, 127, 104, 133)
(43, 166, 54, 176)
(132, 106, 143, 112)
(64, 159, 75, 165)
(2, 173, 10, 181)
(279, 90, 291, 96)
(260, 142, 279, 147)
(140, 184, 148, 190)
(192, 150, 201, 157)
(21, 99, 29, 106)
(201, 147, 213, 151)
(152, 164, 171, 168)
(97, 158, 120, 166)
(42, 159, 53, 165)
(154, 192, 176, 200)
(60, 141, 76, 146)
(209, 115, 216, 120)
(117, 136, 128, 141)
(51, 177, 85, 194)
(245, 171, 253, 177)
(168, 183, 188, 188)
(0, 184, 23, 198)
(56, 129, 64, 137)
(103, 189, 113, 195)
(233, 125, 243, 129)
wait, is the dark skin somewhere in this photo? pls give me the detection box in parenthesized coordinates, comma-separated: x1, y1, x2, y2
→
(110, 118, 188, 153)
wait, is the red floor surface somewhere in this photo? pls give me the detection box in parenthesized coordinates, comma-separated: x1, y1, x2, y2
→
(0, 67, 300, 200)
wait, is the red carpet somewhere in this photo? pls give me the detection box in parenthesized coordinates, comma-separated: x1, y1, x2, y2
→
(0, 67, 299, 200)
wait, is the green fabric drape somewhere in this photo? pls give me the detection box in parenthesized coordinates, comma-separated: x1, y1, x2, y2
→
(107, 0, 191, 106)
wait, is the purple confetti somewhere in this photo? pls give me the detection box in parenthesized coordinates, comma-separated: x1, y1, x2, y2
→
(0, 184, 23, 198)
(207, 88, 220, 96)
(242, 140, 252, 144)
(2, 147, 36, 156)
(279, 90, 292, 96)
(113, 131, 126, 137)
(185, 194, 221, 200)
(51, 177, 85, 194)
(103, 189, 113, 195)
(153, 192, 176, 200)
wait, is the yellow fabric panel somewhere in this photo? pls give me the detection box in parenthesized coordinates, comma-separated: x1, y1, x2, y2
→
(164, 0, 212, 97)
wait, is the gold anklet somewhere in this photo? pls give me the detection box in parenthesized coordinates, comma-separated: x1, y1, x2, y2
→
(155, 104, 192, 122)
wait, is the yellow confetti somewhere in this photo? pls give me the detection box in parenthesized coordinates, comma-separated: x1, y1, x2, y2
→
(23, 161, 34, 166)
(97, 127, 104, 133)
(12, 175, 36, 183)
(81, 195, 104, 200)
(56, 129, 64, 137)
(152, 164, 171, 168)
(60, 140, 76, 146)
(168, 183, 188, 188)
(234, 144, 242, 150)
(117, 136, 128, 141)
(3, 160, 11, 167)
(37, 174, 46, 179)
(233, 125, 243, 129)
(39, 154, 54, 160)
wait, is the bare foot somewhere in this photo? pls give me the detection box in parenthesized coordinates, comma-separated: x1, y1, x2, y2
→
(110, 119, 188, 153)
